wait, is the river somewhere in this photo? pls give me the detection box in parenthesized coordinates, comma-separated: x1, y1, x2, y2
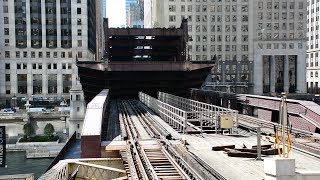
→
(0, 151, 52, 179)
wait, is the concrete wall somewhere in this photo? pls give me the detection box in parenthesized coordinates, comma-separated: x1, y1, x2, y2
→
(264, 158, 320, 180)
(1, 119, 67, 137)
(31, 120, 66, 135)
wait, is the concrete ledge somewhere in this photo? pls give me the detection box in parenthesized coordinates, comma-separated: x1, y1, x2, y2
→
(296, 171, 320, 180)
(264, 157, 295, 176)
(16, 138, 59, 146)
(0, 173, 34, 180)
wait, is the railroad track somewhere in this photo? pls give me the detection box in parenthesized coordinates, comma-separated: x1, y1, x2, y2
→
(118, 100, 191, 179)
(238, 114, 320, 158)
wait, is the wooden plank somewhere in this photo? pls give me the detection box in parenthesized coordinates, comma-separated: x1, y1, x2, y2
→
(212, 145, 235, 151)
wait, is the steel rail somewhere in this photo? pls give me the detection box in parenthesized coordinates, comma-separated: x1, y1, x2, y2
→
(128, 100, 189, 179)
(118, 100, 149, 179)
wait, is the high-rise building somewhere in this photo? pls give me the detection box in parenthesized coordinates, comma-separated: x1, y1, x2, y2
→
(147, 0, 307, 95)
(307, 1, 320, 94)
(126, 0, 137, 13)
(126, 0, 138, 26)
(103, 0, 106, 18)
(0, 0, 103, 108)
(127, 0, 144, 28)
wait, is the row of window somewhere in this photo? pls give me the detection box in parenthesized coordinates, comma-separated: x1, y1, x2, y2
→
(169, 0, 245, 3)
(258, 22, 303, 31)
(193, 54, 249, 61)
(257, 43, 303, 50)
(169, 14, 248, 23)
(308, 71, 319, 78)
(192, 35, 248, 42)
(5, 74, 72, 82)
(5, 85, 71, 94)
(306, 53, 320, 68)
(4, 51, 83, 59)
(193, 44, 248, 52)
(258, 1, 304, 10)
(258, 12, 303, 21)
(187, 24, 248, 33)
(169, 4, 246, 13)
(4, 63, 73, 70)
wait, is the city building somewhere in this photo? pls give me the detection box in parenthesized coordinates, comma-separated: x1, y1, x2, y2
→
(126, 0, 137, 13)
(307, 0, 320, 94)
(127, 0, 144, 28)
(146, 0, 307, 95)
(0, 0, 103, 108)
(103, 0, 106, 18)
(126, 0, 138, 26)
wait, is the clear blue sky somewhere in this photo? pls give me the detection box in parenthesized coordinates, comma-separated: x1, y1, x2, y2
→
(106, 0, 126, 27)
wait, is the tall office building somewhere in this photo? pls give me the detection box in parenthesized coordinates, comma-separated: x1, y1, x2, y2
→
(127, 0, 144, 28)
(0, 0, 103, 108)
(307, 0, 320, 93)
(126, 0, 138, 26)
(103, 0, 106, 18)
(126, 0, 137, 12)
(146, 0, 307, 95)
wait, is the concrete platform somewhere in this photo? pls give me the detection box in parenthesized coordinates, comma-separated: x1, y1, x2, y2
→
(141, 104, 320, 180)
(181, 134, 320, 180)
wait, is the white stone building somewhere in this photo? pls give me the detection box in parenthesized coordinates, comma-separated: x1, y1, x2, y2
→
(146, 0, 307, 95)
(0, 0, 103, 108)
(307, 0, 320, 94)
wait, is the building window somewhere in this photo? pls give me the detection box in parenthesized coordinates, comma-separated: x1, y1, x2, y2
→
(4, 17, 9, 24)
(78, 40, 82, 47)
(78, 52, 82, 58)
(77, 8, 81, 14)
(5, 63, 10, 69)
(4, 39, 9, 46)
(3, 6, 8, 13)
(169, 5, 176, 12)
(5, 74, 10, 81)
(16, 51, 20, 58)
(53, 63, 57, 69)
(169, 15, 176, 22)
(68, 52, 72, 58)
(77, 29, 82, 36)
(77, 18, 81, 25)
(62, 63, 66, 69)
(76, 95, 80, 101)
(61, 52, 66, 58)
(31, 52, 35, 58)
(5, 51, 10, 58)
(4, 28, 9, 35)
(53, 52, 57, 58)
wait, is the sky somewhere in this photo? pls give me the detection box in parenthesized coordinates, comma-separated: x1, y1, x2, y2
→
(106, 0, 126, 27)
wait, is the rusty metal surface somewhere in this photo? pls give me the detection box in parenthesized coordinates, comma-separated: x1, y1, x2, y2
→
(77, 61, 214, 71)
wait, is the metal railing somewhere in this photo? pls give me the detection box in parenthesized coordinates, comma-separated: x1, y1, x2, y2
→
(158, 92, 238, 127)
(139, 92, 239, 133)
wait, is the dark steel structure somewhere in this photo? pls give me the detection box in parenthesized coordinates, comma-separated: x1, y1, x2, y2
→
(77, 19, 214, 101)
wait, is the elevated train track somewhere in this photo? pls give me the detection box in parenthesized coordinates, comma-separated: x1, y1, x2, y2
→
(117, 100, 220, 180)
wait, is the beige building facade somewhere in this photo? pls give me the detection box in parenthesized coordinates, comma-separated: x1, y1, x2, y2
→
(146, 0, 307, 95)
(0, 0, 103, 108)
